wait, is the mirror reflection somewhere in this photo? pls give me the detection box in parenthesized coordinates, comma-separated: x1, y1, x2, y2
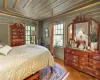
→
(75, 22, 88, 49)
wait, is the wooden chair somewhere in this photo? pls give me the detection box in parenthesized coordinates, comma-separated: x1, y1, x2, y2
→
(25, 71, 40, 80)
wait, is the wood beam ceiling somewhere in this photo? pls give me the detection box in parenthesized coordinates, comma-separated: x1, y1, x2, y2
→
(13, 0, 20, 9)
(1, 0, 99, 20)
(4, 0, 7, 9)
(23, 0, 32, 8)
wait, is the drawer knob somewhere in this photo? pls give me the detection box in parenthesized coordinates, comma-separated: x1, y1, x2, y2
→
(82, 59, 85, 61)
(82, 63, 85, 65)
(93, 61, 97, 64)
(93, 66, 96, 69)
(72, 52, 74, 54)
(73, 60, 76, 62)
(13, 43, 15, 44)
(67, 50, 70, 52)
(80, 66, 83, 69)
(73, 56, 76, 58)
(75, 64, 77, 66)
(84, 55, 87, 57)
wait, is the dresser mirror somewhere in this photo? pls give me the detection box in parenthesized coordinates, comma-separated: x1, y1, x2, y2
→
(67, 14, 99, 50)
(75, 22, 89, 49)
(67, 23, 72, 42)
(90, 20, 98, 50)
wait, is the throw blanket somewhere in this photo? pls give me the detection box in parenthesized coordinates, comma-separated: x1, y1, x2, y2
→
(0, 44, 54, 80)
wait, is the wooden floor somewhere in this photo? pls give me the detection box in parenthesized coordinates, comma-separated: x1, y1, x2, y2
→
(54, 58, 97, 80)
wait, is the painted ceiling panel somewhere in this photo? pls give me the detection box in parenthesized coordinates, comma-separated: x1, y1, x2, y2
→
(37, 0, 67, 15)
(26, 0, 40, 12)
(18, 0, 28, 8)
(34, 0, 56, 12)
(32, 0, 48, 10)
(0, 0, 99, 20)
(53, 0, 81, 13)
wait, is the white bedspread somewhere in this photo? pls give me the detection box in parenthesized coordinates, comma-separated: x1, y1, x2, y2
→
(0, 44, 54, 80)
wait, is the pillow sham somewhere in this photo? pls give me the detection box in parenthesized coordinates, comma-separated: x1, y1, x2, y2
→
(0, 45, 12, 55)
(0, 44, 3, 48)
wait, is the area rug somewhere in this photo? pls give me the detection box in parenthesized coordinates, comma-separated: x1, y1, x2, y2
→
(40, 63, 68, 80)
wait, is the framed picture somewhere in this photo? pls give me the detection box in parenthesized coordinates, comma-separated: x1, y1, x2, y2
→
(45, 28, 49, 38)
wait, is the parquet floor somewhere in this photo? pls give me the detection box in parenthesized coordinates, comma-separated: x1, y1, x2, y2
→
(54, 58, 97, 80)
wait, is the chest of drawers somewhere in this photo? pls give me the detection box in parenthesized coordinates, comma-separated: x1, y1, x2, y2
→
(64, 48, 100, 79)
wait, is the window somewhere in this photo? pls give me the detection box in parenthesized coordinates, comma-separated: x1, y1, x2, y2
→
(25, 26, 36, 44)
(53, 23, 63, 46)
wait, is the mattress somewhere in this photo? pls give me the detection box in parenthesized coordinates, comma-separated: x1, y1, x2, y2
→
(0, 44, 54, 80)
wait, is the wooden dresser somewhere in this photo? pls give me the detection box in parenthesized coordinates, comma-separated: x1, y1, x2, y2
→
(10, 23, 25, 46)
(64, 47, 100, 79)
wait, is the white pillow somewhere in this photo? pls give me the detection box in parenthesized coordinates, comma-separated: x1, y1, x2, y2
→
(0, 45, 3, 48)
(0, 45, 12, 55)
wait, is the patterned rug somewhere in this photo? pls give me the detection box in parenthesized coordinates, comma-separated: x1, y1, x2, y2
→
(40, 64, 68, 80)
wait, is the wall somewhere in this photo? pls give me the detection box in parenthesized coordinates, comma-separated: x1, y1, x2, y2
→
(0, 23, 9, 45)
(41, 2, 100, 60)
(0, 13, 37, 45)
(37, 21, 43, 45)
(42, 20, 51, 46)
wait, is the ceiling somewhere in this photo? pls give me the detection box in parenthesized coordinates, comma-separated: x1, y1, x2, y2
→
(0, 0, 99, 20)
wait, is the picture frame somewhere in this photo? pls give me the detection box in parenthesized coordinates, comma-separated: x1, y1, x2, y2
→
(45, 28, 49, 38)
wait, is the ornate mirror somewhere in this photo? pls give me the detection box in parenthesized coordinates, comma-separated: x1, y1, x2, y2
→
(67, 14, 99, 50)
(67, 23, 73, 42)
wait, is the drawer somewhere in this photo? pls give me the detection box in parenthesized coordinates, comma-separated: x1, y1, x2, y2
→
(79, 57, 88, 66)
(67, 53, 78, 63)
(80, 53, 88, 58)
(64, 52, 68, 57)
(70, 50, 76, 55)
(89, 59, 100, 71)
(67, 61, 78, 68)
(64, 48, 71, 53)
(71, 49, 88, 56)
(79, 66, 100, 79)
(94, 71, 100, 79)
(89, 53, 100, 61)
(64, 59, 68, 64)
(79, 66, 96, 76)
(94, 71, 100, 77)
(11, 42, 17, 46)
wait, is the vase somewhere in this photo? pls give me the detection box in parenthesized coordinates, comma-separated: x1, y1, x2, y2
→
(91, 42, 97, 50)
(94, 42, 97, 49)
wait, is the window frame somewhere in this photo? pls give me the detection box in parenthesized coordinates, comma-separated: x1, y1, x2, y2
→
(53, 23, 64, 47)
(25, 25, 36, 44)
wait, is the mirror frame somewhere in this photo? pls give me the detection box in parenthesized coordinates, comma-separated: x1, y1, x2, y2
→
(67, 14, 99, 50)
(67, 23, 73, 42)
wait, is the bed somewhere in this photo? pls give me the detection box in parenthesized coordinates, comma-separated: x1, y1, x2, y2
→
(0, 44, 54, 80)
